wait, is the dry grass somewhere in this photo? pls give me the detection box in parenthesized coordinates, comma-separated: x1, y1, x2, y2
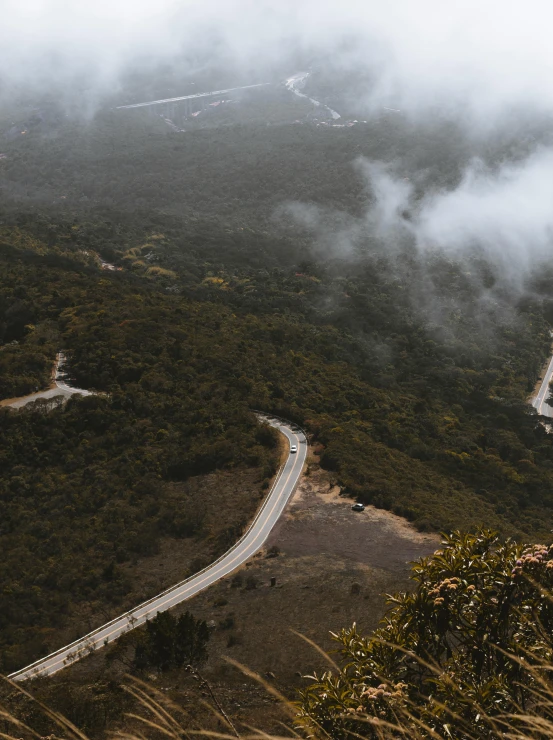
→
(5, 650, 553, 740)
(11, 462, 438, 737)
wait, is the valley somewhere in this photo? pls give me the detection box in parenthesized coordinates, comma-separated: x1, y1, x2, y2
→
(3, 35, 553, 738)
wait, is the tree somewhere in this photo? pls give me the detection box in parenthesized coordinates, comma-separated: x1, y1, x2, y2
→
(298, 530, 553, 739)
(133, 611, 209, 672)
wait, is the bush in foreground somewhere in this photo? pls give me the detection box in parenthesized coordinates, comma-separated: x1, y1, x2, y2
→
(6, 531, 553, 740)
(298, 529, 553, 739)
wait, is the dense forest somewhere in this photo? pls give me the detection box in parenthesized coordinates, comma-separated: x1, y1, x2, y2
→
(3, 93, 553, 681)
(1, 203, 553, 674)
(2, 90, 547, 227)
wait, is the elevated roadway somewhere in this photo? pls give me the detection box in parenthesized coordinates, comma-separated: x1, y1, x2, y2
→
(116, 83, 270, 110)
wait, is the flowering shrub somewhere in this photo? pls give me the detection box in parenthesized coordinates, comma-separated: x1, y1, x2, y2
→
(298, 530, 553, 739)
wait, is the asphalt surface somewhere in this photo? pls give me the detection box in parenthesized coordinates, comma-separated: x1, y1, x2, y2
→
(9, 416, 306, 681)
(285, 71, 341, 120)
(116, 83, 270, 109)
(533, 351, 553, 419)
(2, 353, 92, 409)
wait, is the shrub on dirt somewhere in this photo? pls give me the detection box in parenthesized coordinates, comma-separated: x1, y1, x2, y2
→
(231, 574, 243, 588)
(299, 529, 553, 739)
(218, 614, 235, 630)
(133, 611, 209, 673)
(245, 576, 258, 591)
(226, 633, 242, 648)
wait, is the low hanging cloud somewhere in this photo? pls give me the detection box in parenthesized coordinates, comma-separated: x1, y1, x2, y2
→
(416, 153, 553, 267)
(284, 150, 553, 288)
(4, 0, 553, 127)
(359, 150, 553, 282)
(359, 161, 413, 239)
(5, 1, 553, 281)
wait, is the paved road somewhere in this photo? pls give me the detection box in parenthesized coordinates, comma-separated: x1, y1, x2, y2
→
(285, 72, 341, 120)
(532, 349, 553, 419)
(9, 416, 306, 681)
(116, 83, 271, 110)
(1, 353, 93, 409)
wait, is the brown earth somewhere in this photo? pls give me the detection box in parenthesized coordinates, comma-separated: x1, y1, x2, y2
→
(31, 465, 278, 655)
(8, 433, 288, 655)
(185, 463, 439, 685)
(27, 451, 439, 737)
(268, 469, 437, 571)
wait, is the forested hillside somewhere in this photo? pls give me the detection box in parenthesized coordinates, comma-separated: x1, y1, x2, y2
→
(6, 1, 553, 736)
(3, 89, 553, 680)
(1, 97, 544, 224)
(1, 203, 553, 672)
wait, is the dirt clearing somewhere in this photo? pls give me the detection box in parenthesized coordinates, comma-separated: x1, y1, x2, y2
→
(269, 468, 438, 571)
(184, 464, 439, 681)
(34, 452, 440, 735)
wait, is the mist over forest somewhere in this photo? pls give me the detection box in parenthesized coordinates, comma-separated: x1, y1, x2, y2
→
(4, 2, 553, 738)
(4, 1, 553, 284)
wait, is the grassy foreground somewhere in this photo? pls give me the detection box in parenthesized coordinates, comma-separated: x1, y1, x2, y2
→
(4, 530, 553, 740)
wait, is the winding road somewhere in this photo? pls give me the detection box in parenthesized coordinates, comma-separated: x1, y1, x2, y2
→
(285, 72, 341, 120)
(533, 352, 553, 419)
(1, 353, 93, 409)
(8, 415, 307, 681)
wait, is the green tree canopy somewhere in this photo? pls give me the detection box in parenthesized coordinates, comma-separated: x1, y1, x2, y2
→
(133, 610, 209, 672)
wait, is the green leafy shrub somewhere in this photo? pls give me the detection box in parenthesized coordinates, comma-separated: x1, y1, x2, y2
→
(299, 530, 553, 739)
(133, 611, 209, 672)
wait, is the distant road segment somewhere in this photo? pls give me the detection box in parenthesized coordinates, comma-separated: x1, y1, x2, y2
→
(9, 415, 306, 681)
(533, 350, 553, 419)
(116, 83, 271, 110)
(1, 353, 92, 409)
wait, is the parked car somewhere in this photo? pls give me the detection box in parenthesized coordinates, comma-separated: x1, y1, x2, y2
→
(290, 444, 298, 453)
(351, 503, 365, 512)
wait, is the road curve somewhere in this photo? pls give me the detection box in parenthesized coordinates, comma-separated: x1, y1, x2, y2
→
(532, 347, 553, 419)
(285, 72, 341, 120)
(9, 415, 306, 682)
(1, 353, 93, 409)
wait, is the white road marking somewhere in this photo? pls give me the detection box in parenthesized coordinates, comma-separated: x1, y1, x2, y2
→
(532, 345, 553, 419)
(9, 415, 306, 681)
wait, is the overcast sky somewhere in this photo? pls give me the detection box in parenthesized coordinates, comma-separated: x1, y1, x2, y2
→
(4, 1, 553, 280)
(3, 0, 553, 122)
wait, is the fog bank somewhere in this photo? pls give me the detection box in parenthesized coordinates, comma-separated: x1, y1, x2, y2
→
(362, 151, 553, 279)
(3, 1, 553, 125)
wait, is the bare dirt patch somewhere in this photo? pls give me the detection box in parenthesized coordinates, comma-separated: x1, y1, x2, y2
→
(44, 455, 439, 736)
(180, 466, 439, 682)
(269, 467, 438, 572)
